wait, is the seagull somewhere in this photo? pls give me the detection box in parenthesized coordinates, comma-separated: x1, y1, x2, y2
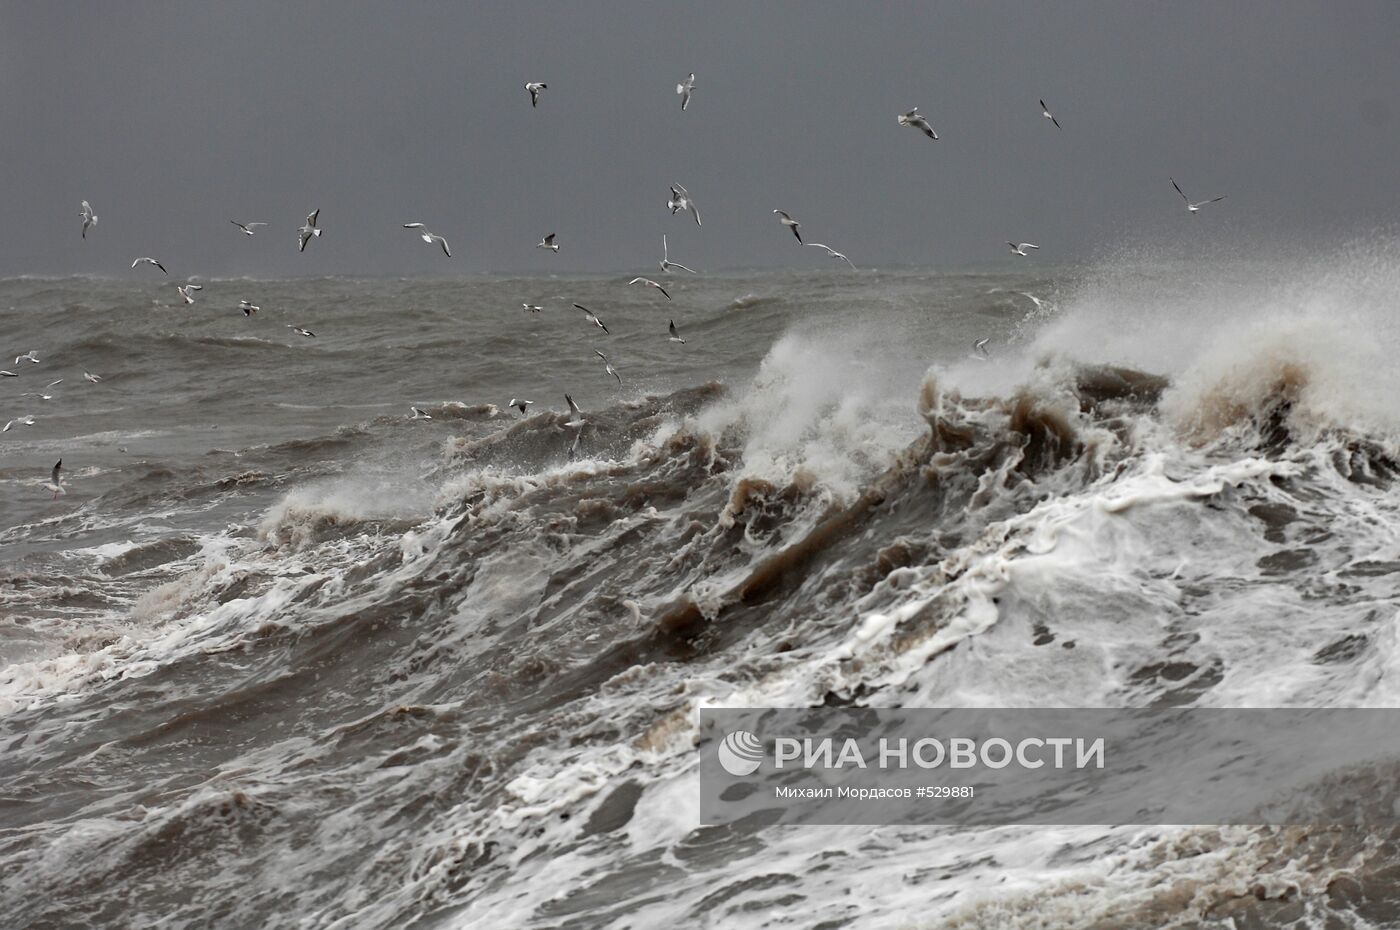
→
(239, 300, 260, 316)
(563, 394, 586, 428)
(287, 325, 315, 338)
(1007, 242, 1040, 256)
(573, 303, 610, 334)
(536, 233, 558, 253)
(1170, 178, 1226, 214)
(298, 210, 322, 252)
(668, 319, 686, 344)
(522, 303, 543, 313)
(973, 338, 991, 359)
(508, 398, 534, 416)
(409, 406, 433, 420)
(403, 223, 451, 257)
(231, 220, 268, 236)
(132, 257, 168, 275)
(80, 201, 97, 239)
(84, 371, 102, 383)
(0, 371, 16, 378)
(805, 242, 856, 269)
(177, 283, 203, 305)
(628, 277, 671, 300)
(14, 351, 39, 365)
(897, 108, 939, 141)
(668, 184, 701, 226)
(677, 72, 696, 111)
(1015, 291, 1049, 312)
(525, 81, 547, 108)
(21, 391, 55, 401)
(1039, 99, 1061, 129)
(773, 210, 803, 243)
(659, 234, 697, 274)
(2, 415, 35, 432)
(43, 460, 64, 499)
(594, 349, 622, 385)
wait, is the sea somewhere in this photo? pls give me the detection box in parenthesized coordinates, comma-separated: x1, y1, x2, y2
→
(4, 251, 1400, 928)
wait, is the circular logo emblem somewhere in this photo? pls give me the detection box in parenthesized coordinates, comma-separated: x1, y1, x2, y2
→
(717, 730, 764, 776)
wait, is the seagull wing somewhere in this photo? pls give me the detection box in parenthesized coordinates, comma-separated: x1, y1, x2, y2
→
(1171, 178, 1188, 202)
(307, 209, 320, 227)
(437, 236, 451, 257)
(51, 460, 62, 485)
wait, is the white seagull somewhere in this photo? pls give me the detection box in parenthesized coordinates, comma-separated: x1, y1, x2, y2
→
(537, 233, 559, 253)
(563, 394, 586, 428)
(677, 72, 696, 111)
(43, 460, 64, 499)
(522, 303, 544, 313)
(1007, 242, 1040, 256)
(659, 234, 697, 274)
(806, 242, 856, 269)
(668, 319, 685, 344)
(287, 325, 316, 338)
(1039, 99, 1061, 129)
(0, 370, 16, 377)
(239, 300, 260, 316)
(573, 303, 610, 334)
(3, 415, 36, 432)
(132, 257, 168, 275)
(14, 350, 40, 365)
(525, 82, 547, 107)
(298, 210, 322, 252)
(1171, 178, 1226, 214)
(21, 391, 55, 402)
(973, 338, 991, 359)
(668, 184, 701, 226)
(409, 406, 433, 420)
(508, 398, 534, 416)
(594, 349, 622, 385)
(84, 371, 102, 383)
(177, 283, 203, 304)
(80, 201, 98, 239)
(231, 220, 268, 236)
(772, 210, 803, 243)
(897, 108, 939, 141)
(403, 223, 451, 257)
(628, 277, 671, 300)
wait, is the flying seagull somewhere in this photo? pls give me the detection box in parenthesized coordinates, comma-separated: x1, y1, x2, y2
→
(537, 233, 558, 253)
(2, 415, 35, 432)
(594, 349, 622, 385)
(14, 350, 39, 365)
(563, 394, 586, 428)
(1007, 242, 1040, 256)
(660, 234, 697, 274)
(239, 300, 260, 316)
(628, 277, 671, 300)
(409, 406, 433, 420)
(231, 220, 268, 236)
(508, 398, 534, 416)
(1170, 178, 1226, 214)
(522, 303, 544, 313)
(668, 184, 701, 226)
(132, 257, 168, 275)
(677, 72, 696, 111)
(403, 223, 451, 257)
(21, 391, 56, 402)
(1039, 99, 1061, 129)
(973, 338, 991, 359)
(177, 283, 203, 305)
(298, 210, 322, 252)
(80, 201, 97, 239)
(525, 82, 547, 107)
(897, 108, 939, 141)
(668, 319, 685, 344)
(84, 371, 102, 383)
(805, 242, 857, 269)
(772, 210, 803, 243)
(43, 460, 64, 499)
(287, 325, 316, 338)
(572, 303, 610, 334)
(0, 370, 16, 377)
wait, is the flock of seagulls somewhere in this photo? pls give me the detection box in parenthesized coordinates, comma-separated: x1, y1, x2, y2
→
(11, 75, 1232, 493)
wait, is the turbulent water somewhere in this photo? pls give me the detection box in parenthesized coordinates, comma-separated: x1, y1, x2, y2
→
(5, 255, 1400, 928)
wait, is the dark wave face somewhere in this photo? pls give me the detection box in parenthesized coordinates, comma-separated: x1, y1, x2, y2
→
(5, 258, 1400, 928)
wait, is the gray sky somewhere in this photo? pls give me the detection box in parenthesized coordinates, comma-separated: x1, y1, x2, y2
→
(3, 1, 1399, 276)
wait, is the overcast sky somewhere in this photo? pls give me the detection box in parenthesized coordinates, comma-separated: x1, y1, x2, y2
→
(2, 1, 1398, 276)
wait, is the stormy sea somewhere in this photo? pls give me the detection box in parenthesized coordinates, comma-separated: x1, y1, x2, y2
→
(5, 250, 1400, 928)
